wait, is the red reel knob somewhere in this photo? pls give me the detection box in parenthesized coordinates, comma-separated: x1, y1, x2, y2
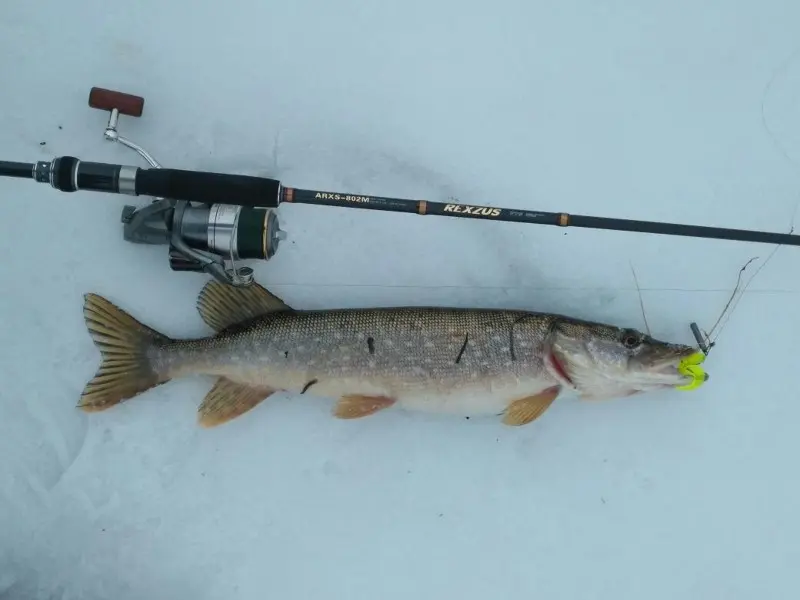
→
(88, 87, 144, 117)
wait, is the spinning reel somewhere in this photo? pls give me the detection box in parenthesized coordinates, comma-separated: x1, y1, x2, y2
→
(3, 87, 286, 286)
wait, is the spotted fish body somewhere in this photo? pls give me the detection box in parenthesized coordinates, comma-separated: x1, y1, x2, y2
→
(78, 280, 702, 427)
(157, 307, 559, 417)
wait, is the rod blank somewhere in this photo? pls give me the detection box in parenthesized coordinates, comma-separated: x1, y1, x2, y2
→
(281, 186, 800, 247)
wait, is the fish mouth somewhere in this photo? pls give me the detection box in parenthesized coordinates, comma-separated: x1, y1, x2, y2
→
(655, 364, 693, 386)
(651, 358, 687, 375)
(647, 350, 709, 387)
(546, 345, 707, 391)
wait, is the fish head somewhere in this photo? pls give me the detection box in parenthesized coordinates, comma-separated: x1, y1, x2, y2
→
(544, 318, 703, 399)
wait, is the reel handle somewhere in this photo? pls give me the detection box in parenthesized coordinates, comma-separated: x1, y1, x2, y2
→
(88, 87, 144, 117)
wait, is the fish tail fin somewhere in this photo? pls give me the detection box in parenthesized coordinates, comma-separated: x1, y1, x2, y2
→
(78, 293, 173, 412)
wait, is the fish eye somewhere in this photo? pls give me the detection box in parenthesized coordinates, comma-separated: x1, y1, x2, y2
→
(621, 330, 642, 349)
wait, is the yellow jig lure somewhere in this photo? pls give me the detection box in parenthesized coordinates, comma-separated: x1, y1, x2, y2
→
(676, 351, 708, 391)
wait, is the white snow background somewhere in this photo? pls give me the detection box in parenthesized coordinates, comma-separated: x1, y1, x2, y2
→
(2, 1, 800, 598)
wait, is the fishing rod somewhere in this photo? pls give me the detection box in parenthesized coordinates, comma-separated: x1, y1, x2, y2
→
(0, 86, 792, 351)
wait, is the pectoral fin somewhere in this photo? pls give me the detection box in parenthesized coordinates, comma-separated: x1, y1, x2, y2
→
(502, 386, 561, 426)
(333, 395, 396, 419)
(198, 377, 276, 427)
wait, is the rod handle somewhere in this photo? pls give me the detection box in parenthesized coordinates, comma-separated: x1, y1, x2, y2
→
(135, 168, 282, 207)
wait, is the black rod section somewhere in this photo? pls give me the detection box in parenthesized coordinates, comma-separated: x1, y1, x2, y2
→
(566, 214, 800, 245)
(284, 187, 419, 214)
(136, 168, 281, 207)
(0, 161, 34, 179)
(282, 186, 800, 247)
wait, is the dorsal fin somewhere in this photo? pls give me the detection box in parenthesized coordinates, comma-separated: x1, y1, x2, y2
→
(196, 279, 291, 332)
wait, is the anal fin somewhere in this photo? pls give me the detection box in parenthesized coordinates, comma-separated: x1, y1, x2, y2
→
(502, 386, 560, 426)
(333, 395, 396, 419)
(198, 377, 276, 427)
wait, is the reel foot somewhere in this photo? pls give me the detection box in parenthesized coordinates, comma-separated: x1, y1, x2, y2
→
(88, 87, 144, 117)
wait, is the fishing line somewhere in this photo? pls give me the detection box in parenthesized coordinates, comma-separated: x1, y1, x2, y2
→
(629, 262, 651, 337)
(707, 190, 800, 352)
(710, 241, 786, 346)
(695, 222, 795, 354)
(705, 256, 760, 343)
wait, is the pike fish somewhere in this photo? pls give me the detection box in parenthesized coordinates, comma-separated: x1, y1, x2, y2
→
(78, 280, 704, 427)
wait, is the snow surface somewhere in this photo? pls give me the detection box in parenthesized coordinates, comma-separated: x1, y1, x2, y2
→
(2, 1, 800, 598)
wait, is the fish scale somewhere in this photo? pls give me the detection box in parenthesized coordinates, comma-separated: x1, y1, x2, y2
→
(172, 308, 547, 379)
